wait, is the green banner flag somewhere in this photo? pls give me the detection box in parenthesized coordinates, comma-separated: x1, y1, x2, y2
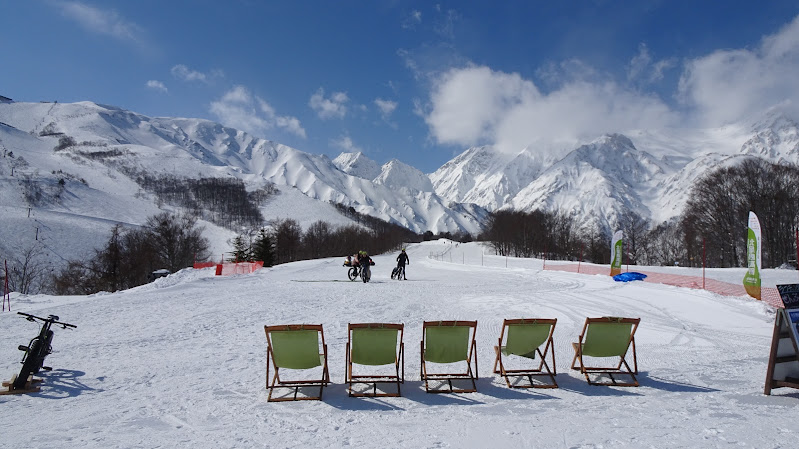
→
(743, 211, 761, 300)
(610, 230, 623, 276)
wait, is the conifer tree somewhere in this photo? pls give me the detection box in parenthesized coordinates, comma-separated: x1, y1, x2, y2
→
(229, 234, 251, 262)
(252, 228, 275, 267)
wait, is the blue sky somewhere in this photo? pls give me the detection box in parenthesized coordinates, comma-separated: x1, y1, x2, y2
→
(3, 0, 799, 172)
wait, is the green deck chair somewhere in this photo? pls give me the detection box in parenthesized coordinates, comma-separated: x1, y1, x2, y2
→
(264, 324, 330, 402)
(493, 318, 558, 389)
(420, 320, 478, 393)
(570, 317, 640, 387)
(345, 323, 404, 397)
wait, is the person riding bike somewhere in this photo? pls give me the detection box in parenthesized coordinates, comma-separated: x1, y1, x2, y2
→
(357, 250, 374, 283)
(395, 248, 409, 280)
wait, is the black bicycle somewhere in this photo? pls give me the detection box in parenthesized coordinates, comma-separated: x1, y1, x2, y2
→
(391, 265, 405, 280)
(360, 264, 371, 283)
(347, 265, 360, 281)
(10, 312, 76, 391)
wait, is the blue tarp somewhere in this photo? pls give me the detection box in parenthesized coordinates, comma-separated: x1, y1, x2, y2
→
(613, 272, 648, 282)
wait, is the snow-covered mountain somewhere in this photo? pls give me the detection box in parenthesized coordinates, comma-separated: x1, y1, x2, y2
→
(0, 101, 484, 270)
(508, 134, 667, 232)
(2, 98, 798, 268)
(432, 113, 799, 233)
(332, 151, 382, 180)
(0, 101, 483, 234)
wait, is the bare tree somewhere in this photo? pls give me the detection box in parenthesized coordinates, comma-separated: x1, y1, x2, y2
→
(303, 220, 333, 259)
(8, 243, 51, 294)
(273, 218, 303, 264)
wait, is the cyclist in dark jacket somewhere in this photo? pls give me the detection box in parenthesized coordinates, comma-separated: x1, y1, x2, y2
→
(396, 248, 409, 280)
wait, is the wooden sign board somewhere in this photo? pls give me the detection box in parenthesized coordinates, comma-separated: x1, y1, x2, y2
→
(764, 284, 799, 395)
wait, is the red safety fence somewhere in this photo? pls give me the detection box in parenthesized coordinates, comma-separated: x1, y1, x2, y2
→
(193, 261, 265, 275)
(215, 261, 264, 276)
(193, 261, 217, 269)
(544, 261, 783, 309)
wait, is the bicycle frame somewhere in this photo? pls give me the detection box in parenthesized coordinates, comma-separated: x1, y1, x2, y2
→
(7, 312, 76, 392)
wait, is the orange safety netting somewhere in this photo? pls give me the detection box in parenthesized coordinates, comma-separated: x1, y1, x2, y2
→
(215, 261, 264, 276)
(193, 262, 217, 269)
(543, 262, 783, 309)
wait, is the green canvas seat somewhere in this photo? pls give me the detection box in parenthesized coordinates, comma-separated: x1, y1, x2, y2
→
(345, 323, 404, 397)
(492, 318, 558, 388)
(264, 324, 330, 402)
(420, 320, 478, 393)
(570, 317, 640, 387)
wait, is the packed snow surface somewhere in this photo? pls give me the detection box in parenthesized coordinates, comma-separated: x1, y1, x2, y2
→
(2, 241, 798, 448)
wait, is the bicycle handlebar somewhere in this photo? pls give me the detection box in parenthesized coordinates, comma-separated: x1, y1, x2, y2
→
(17, 312, 77, 329)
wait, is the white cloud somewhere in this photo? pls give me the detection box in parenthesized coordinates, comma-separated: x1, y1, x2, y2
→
(627, 43, 677, 85)
(145, 80, 168, 93)
(425, 65, 676, 153)
(678, 14, 799, 126)
(627, 44, 652, 82)
(171, 64, 209, 83)
(57, 1, 143, 42)
(374, 98, 398, 120)
(309, 88, 349, 120)
(421, 14, 799, 153)
(331, 135, 363, 153)
(402, 10, 422, 29)
(210, 85, 306, 139)
(434, 8, 458, 40)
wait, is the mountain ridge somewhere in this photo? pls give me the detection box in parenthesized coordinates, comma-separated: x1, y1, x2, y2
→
(2, 99, 798, 261)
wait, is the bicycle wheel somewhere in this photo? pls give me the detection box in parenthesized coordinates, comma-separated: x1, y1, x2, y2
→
(391, 267, 398, 280)
(361, 265, 371, 283)
(13, 339, 41, 390)
(348, 267, 358, 281)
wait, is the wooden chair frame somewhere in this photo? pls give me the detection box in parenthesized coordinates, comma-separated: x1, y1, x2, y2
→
(264, 324, 330, 402)
(492, 318, 558, 389)
(570, 317, 640, 387)
(345, 323, 405, 397)
(420, 320, 478, 393)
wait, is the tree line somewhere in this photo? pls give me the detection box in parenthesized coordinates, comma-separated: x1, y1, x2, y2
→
(51, 212, 210, 295)
(479, 209, 611, 263)
(133, 174, 276, 230)
(228, 208, 422, 267)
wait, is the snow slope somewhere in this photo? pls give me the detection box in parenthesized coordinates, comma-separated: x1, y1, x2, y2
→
(0, 101, 482, 237)
(1, 241, 796, 448)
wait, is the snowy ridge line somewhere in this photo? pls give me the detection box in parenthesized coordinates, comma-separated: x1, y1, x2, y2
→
(544, 261, 783, 308)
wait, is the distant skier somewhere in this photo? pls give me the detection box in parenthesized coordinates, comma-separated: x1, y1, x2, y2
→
(396, 248, 409, 280)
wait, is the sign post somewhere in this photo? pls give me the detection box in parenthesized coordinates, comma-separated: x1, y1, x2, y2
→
(743, 212, 762, 300)
(764, 284, 799, 395)
(2, 260, 9, 311)
(610, 230, 623, 276)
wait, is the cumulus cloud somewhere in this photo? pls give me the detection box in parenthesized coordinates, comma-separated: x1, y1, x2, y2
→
(145, 80, 168, 93)
(57, 1, 143, 42)
(425, 65, 677, 153)
(421, 14, 799, 154)
(309, 88, 349, 119)
(331, 135, 363, 153)
(210, 85, 306, 139)
(678, 14, 799, 126)
(374, 98, 398, 120)
(171, 64, 209, 83)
